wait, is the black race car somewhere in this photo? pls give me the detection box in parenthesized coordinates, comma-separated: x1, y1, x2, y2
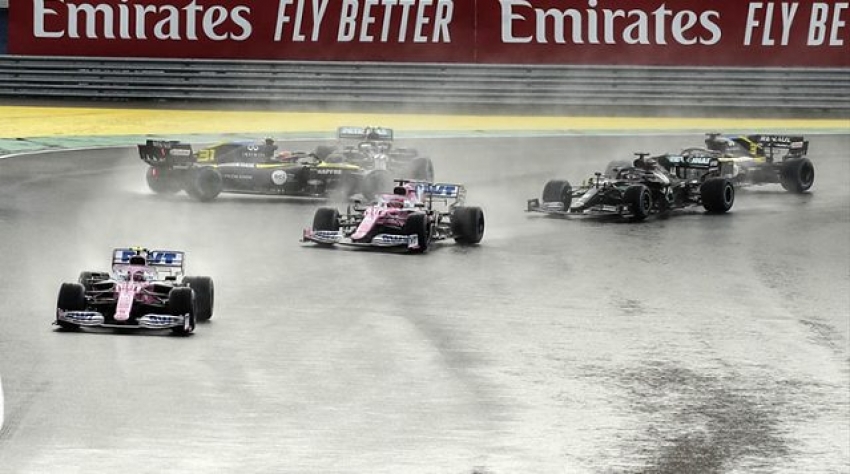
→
(527, 153, 735, 221)
(138, 138, 393, 202)
(314, 126, 435, 183)
(685, 133, 814, 193)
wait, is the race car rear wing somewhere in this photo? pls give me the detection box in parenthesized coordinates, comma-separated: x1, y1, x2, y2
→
(423, 183, 464, 198)
(417, 181, 467, 207)
(661, 152, 722, 181)
(391, 179, 467, 206)
(750, 135, 809, 158)
(112, 248, 185, 276)
(662, 153, 721, 169)
(138, 140, 195, 167)
(337, 126, 394, 141)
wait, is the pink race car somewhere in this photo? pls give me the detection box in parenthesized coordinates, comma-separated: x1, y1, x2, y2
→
(55, 248, 214, 336)
(302, 180, 484, 253)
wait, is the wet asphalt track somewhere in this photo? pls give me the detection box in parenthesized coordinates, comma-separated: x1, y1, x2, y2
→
(0, 134, 848, 473)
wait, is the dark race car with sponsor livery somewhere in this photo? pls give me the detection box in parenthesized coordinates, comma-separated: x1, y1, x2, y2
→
(138, 138, 393, 202)
(302, 179, 484, 253)
(314, 126, 435, 183)
(527, 153, 735, 221)
(679, 133, 814, 193)
(55, 248, 214, 336)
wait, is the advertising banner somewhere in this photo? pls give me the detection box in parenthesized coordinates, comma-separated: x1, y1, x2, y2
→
(478, 0, 850, 66)
(8, 0, 850, 67)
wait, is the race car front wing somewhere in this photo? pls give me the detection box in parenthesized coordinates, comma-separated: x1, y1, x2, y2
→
(56, 310, 188, 329)
(302, 229, 420, 250)
(527, 198, 624, 217)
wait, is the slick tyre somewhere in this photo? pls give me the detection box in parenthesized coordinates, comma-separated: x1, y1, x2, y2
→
(145, 167, 182, 194)
(701, 177, 735, 213)
(186, 167, 223, 202)
(313, 207, 341, 232)
(780, 157, 815, 193)
(541, 180, 572, 211)
(168, 287, 196, 336)
(408, 157, 435, 182)
(56, 283, 86, 330)
(183, 276, 214, 322)
(624, 184, 652, 221)
(451, 206, 485, 245)
(403, 212, 431, 253)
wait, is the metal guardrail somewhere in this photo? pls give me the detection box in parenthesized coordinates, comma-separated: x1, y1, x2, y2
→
(0, 56, 848, 114)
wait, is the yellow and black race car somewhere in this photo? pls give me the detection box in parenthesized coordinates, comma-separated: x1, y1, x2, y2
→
(680, 133, 814, 193)
(138, 139, 394, 202)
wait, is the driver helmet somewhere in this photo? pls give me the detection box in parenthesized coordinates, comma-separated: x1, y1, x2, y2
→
(132, 270, 146, 282)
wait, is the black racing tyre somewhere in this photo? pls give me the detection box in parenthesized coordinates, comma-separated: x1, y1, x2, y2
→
(402, 212, 431, 253)
(541, 180, 572, 210)
(314, 145, 337, 161)
(604, 160, 633, 177)
(362, 170, 392, 201)
(701, 177, 735, 213)
(624, 184, 652, 220)
(780, 157, 815, 193)
(56, 283, 86, 330)
(451, 206, 485, 245)
(313, 207, 341, 232)
(58, 282, 86, 310)
(145, 167, 182, 194)
(183, 276, 214, 322)
(408, 157, 435, 182)
(168, 287, 196, 336)
(186, 167, 223, 202)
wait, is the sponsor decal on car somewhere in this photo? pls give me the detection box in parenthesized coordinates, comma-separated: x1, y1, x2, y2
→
(271, 170, 288, 185)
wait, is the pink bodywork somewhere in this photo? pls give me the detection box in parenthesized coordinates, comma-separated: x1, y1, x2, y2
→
(111, 265, 160, 321)
(351, 186, 423, 240)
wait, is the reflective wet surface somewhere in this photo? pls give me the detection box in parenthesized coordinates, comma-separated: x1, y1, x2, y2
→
(0, 134, 848, 473)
